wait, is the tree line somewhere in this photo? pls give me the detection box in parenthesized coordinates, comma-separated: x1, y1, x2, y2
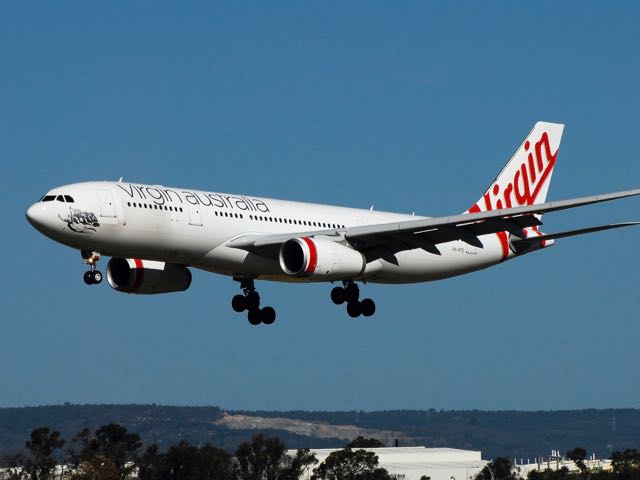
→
(476, 448, 640, 480)
(1, 425, 392, 480)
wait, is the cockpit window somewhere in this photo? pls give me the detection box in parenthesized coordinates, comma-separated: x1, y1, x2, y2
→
(42, 195, 56, 202)
(56, 195, 65, 202)
(64, 195, 74, 203)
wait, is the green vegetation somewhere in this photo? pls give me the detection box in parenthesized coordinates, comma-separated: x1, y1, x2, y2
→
(478, 451, 640, 480)
(310, 448, 390, 480)
(2, 426, 390, 480)
(1, 405, 639, 460)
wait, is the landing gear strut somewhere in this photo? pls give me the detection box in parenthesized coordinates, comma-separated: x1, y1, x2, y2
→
(330, 281, 376, 318)
(231, 279, 276, 326)
(81, 250, 102, 285)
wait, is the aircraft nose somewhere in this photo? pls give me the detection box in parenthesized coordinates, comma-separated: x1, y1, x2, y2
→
(26, 202, 52, 232)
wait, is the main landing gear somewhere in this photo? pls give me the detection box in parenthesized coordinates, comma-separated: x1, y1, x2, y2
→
(330, 281, 376, 318)
(231, 279, 276, 326)
(81, 250, 102, 285)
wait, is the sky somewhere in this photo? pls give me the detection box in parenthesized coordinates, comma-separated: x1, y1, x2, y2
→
(1, 1, 639, 412)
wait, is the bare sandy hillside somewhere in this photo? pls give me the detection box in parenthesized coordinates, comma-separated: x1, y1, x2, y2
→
(216, 413, 406, 444)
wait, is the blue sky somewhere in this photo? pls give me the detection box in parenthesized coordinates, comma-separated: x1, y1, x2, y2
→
(1, 2, 639, 411)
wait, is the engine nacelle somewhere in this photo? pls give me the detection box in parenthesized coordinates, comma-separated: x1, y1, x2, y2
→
(279, 237, 365, 280)
(107, 258, 192, 294)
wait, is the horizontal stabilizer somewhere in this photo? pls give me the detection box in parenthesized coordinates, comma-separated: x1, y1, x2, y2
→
(512, 222, 640, 248)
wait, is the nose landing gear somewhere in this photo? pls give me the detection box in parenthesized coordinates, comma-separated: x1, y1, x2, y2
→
(81, 250, 102, 285)
(231, 279, 277, 326)
(330, 281, 376, 318)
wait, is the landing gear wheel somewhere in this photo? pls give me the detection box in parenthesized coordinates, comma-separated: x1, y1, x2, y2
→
(331, 286, 346, 305)
(360, 298, 376, 317)
(261, 307, 276, 325)
(246, 291, 260, 310)
(347, 301, 362, 318)
(232, 295, 247, 312)
(233, 279, 277, 325)
(81, 250, 102, 285)
(248, 309, 262, 325)
(344, 283, 359, 303)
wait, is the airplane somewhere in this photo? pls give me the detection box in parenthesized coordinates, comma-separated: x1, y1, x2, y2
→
(26, 121, 640, 325)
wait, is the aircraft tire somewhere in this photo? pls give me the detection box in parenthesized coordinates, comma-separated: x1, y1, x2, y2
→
(248, 309, 262, 325)
(92, 271, 103, 284)
(232, 295, 247, 312)
(246, 292, 260, 310)
(330, 287, 346, 305)
(360, 298, 376, 317)
(83, 271, 94, 285)
(262, 307, 276, 325)
(346, 301, 361, 318)
(344, 284, 359, 303)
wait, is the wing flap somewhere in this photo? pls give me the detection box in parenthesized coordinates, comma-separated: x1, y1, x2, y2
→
(225, 189, 640, 259)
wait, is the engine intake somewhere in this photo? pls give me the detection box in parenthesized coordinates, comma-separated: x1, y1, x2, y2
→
(279, 237, 365, 280)
(107, 258, 192, 294)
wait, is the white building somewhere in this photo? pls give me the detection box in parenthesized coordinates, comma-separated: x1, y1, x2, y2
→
(295, 446, 487, 480)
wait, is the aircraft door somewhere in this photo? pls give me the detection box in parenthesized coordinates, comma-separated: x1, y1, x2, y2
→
(97, 190, 116, 218)
(188, 204, 203, 226)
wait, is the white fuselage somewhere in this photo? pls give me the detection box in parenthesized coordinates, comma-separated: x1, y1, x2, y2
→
(26, 181, 508, 284)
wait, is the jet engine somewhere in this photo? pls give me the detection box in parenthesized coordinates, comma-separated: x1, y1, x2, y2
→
(106, 258, 192, 294)
(279, 237, 365, 279)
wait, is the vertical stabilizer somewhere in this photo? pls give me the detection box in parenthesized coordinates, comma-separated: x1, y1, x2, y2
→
(468, 121, 565, 214)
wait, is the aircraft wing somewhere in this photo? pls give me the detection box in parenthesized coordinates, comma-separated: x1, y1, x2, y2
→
(225, 188, 640, 259)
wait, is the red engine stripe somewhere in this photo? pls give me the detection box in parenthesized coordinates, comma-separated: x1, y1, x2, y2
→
(131, 258, 144, 291)
(301, 237, 317, 274)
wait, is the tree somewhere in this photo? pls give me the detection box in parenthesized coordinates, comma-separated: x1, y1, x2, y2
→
(610, 449, 640, 480)
(138, 441, 235, 480)
(282, 448, 319, 480)
(475, 457, 520, 480)
(346, 437, 385, 449)
(311, 448, 391, 480)
(4, 427, 65, 480)
(527, 467, 571, 480)
(235, 433, 317, 480)
(567, 448, 588, 478)
(68, 423, 141, 480)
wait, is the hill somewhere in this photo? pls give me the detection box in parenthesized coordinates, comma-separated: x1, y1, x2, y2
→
(1, 405, 638, 461)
